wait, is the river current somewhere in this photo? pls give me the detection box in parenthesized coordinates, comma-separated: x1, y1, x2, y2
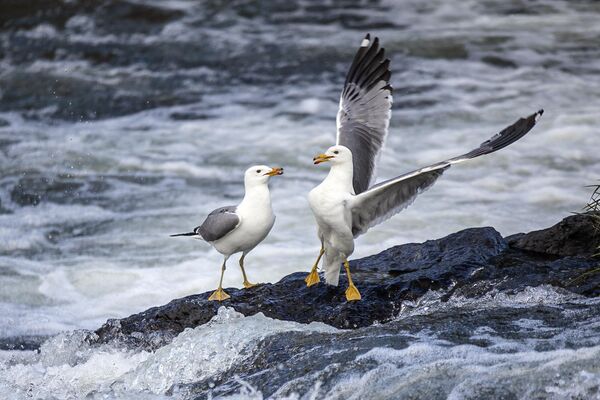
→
(0, 1, 598, 398)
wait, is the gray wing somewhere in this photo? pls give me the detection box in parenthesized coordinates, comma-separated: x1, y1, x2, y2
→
(349, 110, 544, 237)
(194, 205, 240, 242)
(336, 34, 393, 195)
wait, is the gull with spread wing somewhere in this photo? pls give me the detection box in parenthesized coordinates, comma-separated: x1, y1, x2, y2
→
(305, 34, 543, 301)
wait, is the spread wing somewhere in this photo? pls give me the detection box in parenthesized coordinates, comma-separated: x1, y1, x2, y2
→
(349, 110, 544, 237)
(195, 206, 240, 242)
(336, 34, 393, 195)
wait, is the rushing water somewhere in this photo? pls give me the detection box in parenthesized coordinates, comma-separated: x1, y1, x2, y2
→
(0, 0, 599, 398)
(1, 287, 599, 399)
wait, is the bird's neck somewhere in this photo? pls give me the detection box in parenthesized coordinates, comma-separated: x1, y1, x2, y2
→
(239, 183, 272, 210)
(323, 162, 354, 193)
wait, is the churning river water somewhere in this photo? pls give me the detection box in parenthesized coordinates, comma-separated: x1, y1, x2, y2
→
(0, 0, 599, 398)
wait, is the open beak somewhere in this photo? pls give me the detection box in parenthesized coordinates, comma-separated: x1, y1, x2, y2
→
(313, 153, 334, 165)
(264, 167, 284, 176)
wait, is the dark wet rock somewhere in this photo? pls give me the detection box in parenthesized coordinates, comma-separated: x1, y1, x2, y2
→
(92, 214, 599, 351)
(507, 213, 600, 257)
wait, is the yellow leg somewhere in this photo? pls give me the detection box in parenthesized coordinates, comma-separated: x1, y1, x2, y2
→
(344, 260, 361, 301)
(239, 254, 257, 289)
(208, 260, 230, 301)
(305, 247, 324, 287)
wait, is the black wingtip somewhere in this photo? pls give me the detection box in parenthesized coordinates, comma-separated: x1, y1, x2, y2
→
(459, 109, 543, 160)
(527, 109, 543, 124)
(535, 109, 544, 121)
(486, 109, 543, 152)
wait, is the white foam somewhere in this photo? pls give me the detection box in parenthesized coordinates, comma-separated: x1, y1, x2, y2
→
(398, 285, 592, 320)
(0, 308, 337, 398)
(317, 342, 600, 400)
(124, 307, 337, 393)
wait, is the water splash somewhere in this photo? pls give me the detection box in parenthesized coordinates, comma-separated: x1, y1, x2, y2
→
(0, 308, 336, 398)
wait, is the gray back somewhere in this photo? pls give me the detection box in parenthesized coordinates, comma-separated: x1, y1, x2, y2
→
(194, 206, 240, 242)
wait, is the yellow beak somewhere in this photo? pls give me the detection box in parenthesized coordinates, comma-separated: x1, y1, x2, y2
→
(264, 167, 284, 176)
(313, 153, 334, 165)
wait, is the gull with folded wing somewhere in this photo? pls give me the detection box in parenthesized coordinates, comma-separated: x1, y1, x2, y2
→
(172, 165, 283, 301)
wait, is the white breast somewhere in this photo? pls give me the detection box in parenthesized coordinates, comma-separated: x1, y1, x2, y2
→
(308, 166, 357, 285)
(309, 167, 355, 234)
(214, 188, 275, 256)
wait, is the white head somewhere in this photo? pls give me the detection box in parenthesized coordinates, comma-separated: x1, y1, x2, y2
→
(244, 165, 284, 187)
(313, 145, 353, 166)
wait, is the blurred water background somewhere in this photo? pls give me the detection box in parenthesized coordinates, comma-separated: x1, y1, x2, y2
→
(0, 0, 598, 339)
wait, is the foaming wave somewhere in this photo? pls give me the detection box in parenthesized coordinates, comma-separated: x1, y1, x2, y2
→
(397, 285, 596, 319)
(0, 308, 336, 399)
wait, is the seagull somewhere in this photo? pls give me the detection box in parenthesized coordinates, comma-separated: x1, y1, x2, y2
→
(305, 34, 543, 301)
(171, 165, 283, 301)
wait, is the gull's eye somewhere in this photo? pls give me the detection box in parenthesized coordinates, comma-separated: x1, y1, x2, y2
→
(256, 169, 262, 173)
(333, 150, 339, 155)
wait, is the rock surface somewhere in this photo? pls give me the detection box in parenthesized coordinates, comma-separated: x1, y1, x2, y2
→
(93, 214, 599, 350)
(507, 213, 600, 257)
